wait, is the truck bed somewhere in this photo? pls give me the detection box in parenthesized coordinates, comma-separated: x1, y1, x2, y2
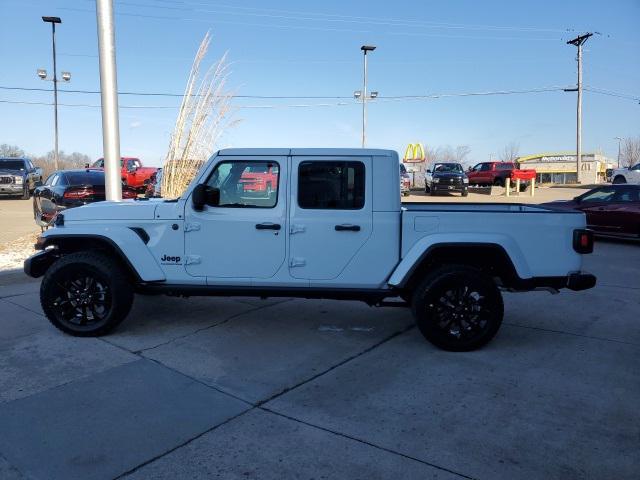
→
(400, 202, 585, 279)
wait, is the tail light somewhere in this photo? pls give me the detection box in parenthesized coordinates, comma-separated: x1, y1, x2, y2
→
(573, 229, 593, 254)
(64, 188, 95, 199)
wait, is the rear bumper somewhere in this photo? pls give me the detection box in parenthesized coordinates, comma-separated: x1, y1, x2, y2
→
(508, 272, 596, 292)
(566, 272, 597, 291)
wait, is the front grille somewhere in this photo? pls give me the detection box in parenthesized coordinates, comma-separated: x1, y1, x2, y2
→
(0, 176, 14, 185)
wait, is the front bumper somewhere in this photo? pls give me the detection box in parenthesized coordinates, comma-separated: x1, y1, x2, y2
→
(0, 184, 23, 195)
(24, 249, 58, 278)
(432, 184, 468, 193)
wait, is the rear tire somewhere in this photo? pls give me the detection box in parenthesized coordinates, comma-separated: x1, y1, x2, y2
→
(612, 176, 626, 184)
(411, 265, 503, 351)
(40, 251, 134, 337)
(493, 178, 503, 187)
(461, 190, 468, 197)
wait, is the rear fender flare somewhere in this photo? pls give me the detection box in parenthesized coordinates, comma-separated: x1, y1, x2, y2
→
(388, 233, 531, 287)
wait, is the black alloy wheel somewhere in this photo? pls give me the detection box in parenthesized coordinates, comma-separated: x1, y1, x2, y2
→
(412, 265, 503, 351)
(41, 251, 133, 336)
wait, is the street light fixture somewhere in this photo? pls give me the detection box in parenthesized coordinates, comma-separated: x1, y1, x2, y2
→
(41, 16, 66, 171)
(359, 45, 376, 148)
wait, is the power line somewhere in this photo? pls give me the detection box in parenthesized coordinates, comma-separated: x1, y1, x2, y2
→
(0, 86, 351, 99)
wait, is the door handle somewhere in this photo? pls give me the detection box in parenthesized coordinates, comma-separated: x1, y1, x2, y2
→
(335, 224, 361, 232)
(255, 223, 281, 230)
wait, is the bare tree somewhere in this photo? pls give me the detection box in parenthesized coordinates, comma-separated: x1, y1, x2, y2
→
(0, 144, 25, 157)
(426, 145, 471, 164)
(32, 151, 91, 178)
(499, 142, 520, 162)
(620, 136, 640, 168)
(162, 32, 236, 198)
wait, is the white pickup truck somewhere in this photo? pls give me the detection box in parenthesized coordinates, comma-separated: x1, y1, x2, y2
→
(25, 148, 596, 351)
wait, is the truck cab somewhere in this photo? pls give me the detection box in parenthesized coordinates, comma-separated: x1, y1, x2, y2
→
(25, 148, 596, 351)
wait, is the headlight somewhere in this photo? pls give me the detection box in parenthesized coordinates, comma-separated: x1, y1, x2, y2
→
(463, 177, 469, 184)
(14, 176, 23, 184)
(432, 178, 440, 183)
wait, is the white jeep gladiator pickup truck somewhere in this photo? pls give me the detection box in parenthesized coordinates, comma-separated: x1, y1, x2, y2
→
(24, 148, 596, 351)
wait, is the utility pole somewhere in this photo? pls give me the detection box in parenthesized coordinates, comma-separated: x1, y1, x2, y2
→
(614, 136, 622, 168)
(42, 17, 62, 171)
(96, 0, 122, 201)
(567, 33, 593, 184)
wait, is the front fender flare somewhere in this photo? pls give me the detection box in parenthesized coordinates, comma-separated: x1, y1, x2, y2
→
(36, 227, 166, 282)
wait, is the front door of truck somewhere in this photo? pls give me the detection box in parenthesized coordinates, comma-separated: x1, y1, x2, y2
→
(288, 157, 372, 280)
(184, 156, 287, 279)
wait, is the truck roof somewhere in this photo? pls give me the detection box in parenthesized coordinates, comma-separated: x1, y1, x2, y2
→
(217, 148, 397, 158)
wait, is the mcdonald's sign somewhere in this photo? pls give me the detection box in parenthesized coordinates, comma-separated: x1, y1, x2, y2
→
(403, 143, 425, 163)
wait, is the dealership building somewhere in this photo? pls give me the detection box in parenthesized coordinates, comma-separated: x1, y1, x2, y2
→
(517, 152, 614, 184)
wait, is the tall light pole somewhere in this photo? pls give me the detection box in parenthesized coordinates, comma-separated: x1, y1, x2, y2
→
(567, 32, 593, 184)
(41, 16, 62, 171)
(359, 45, 375, 148)
(614, 136, 622, 168)
(96, 0, 122, 201)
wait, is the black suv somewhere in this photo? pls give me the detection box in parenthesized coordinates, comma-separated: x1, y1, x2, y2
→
(0, 158, 43, 199)
(424, 162, 469, 196)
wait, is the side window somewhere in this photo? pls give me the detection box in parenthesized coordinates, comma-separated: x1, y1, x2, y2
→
(613, 188, 640, 202)
(631, 164, 640, 171)
(471, 163, 481, 172)
(298, 161, 365, 210)
(205, 160, 279, 208)
(480, 163, 492, 171)
(45, 174, 55, 186)
(581, 188, 615, 203)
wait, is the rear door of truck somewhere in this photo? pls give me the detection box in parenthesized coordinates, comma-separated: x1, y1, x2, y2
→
(288, 156, 373, 280)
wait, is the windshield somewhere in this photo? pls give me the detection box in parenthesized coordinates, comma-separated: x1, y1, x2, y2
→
(0, 159, 25, 170)
(433, 163, 463, 173)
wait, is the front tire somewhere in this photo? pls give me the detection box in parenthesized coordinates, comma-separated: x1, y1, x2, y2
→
(411, 265, 503, 351)
(21, 184, 30, 200)
(40, 251, 134, 336)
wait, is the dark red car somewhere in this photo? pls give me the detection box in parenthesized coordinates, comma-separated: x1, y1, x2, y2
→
(543, 185, 640, 238)
(33, 169, 138, 227)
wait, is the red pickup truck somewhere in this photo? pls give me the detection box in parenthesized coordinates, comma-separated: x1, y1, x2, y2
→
(238, 164, 279, 196)
(467, 161, 518, 187)
(92, 157, 158, 192)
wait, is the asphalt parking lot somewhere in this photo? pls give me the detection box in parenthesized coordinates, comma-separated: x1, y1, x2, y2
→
(0, 236, 638, 480)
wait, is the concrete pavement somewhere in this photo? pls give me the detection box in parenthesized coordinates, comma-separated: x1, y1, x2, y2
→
(0, 240, 638, 479)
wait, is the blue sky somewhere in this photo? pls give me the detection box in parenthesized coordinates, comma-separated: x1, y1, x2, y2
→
(1, 0, 638, 166)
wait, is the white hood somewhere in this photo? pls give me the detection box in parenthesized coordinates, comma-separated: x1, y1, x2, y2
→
(62, 200, 160, 221)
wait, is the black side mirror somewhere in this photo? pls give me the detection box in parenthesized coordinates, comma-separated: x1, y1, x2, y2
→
(192, 184, 220, 210)
(426, 169, 432, 174)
